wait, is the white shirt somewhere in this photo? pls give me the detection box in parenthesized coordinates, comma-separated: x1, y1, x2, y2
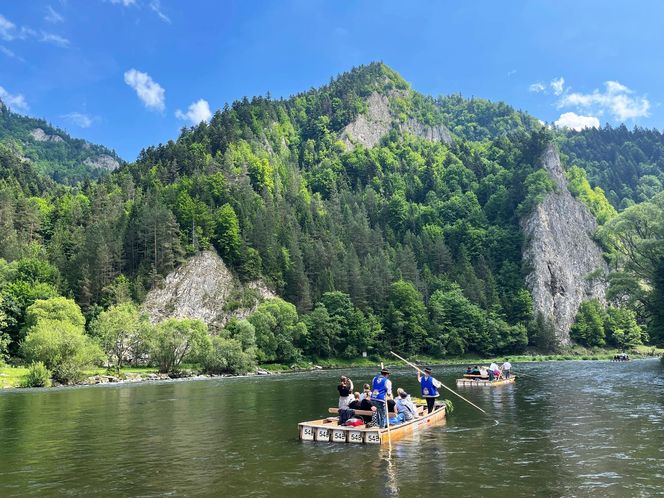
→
(502, 361, 512, 370)
(479, 367, 488, 376)
(489, 363, 499, 371)
(385, 378, 393, 397)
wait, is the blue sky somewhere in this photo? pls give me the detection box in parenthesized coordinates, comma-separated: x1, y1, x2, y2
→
(1, 0, 662, 160)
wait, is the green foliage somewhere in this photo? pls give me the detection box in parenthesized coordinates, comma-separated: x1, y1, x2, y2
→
(565, 166, 617, 223)
(248, 298, 306, 363)
(215, 203, 242, 264)
(90, 303, 152, 372)
(604, 306, 644, 349)
(383, 280, 428, 355)
(24, 297, 85, 331)
(1, 104, 122, 183)
(649, 260, 664, 346)
(570, 299, 606, 347)
(20, 320, 103, 384)
(599, 193, 664, 344)
(203, 336, 256, 375)
(559, 125, 664, 209)
(529, 312, 560, 353)
(21, 361, 52, 388)
(5, 62, 660, 367)
(0, 332, 9, 366)
(148, 318, 210, 373)
(518, 168, 556, 215)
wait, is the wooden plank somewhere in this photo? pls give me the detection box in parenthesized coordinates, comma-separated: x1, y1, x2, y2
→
(328, 407, 397, 417)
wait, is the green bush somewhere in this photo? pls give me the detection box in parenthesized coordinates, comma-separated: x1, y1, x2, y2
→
(20, 320, 103, 384)
(21, 361, 52, 388)
(203, 336, 256, 375)
(148, 318, 210, 373)
(570, 300, 606, 347)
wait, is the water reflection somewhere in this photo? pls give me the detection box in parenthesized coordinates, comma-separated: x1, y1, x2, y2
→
(0, 360, 662, 497)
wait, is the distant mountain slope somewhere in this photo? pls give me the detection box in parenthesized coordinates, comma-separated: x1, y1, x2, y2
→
(559, 125, 664, 209)
(0, 99, 123, 184)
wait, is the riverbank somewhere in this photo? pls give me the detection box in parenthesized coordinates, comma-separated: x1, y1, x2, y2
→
(2, 345, 662, 390)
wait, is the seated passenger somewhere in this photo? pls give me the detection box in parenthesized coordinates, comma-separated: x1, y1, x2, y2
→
(479, 366, 489, 379)
(395, 388, 417, 421)
(348, 392, 362, 410)
(471, 365, 481, 375)
(466, 366, 473, 375)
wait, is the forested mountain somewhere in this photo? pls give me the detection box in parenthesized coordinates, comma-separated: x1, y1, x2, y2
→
(1, 63, 662, 379)
(560, 125, 664, 209)
(0, 99, 122, 184)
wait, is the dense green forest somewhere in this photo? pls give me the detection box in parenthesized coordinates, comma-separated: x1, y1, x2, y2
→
(1, 63, 662, 383)
(0, 101, 122, 183)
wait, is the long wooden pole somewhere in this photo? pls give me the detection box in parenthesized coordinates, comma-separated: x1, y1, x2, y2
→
(380, 362, 392, 447)
(389, 351, 489, 416)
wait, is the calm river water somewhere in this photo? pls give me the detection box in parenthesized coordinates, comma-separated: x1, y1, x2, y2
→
(1, 359, 663, 497)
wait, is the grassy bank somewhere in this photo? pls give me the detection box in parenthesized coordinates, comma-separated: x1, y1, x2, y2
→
(3, 345, 662, 389)
(259, 345, 664, 372)
(0, 366, 159, 389)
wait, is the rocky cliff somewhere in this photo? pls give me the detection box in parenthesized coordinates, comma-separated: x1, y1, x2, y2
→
(142, 250, 275, 331)
(340, 91, 452, 150)
(522, 144, 608, 344)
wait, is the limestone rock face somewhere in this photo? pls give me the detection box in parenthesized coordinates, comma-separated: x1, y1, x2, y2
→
(522, 144, 608, 344)
(340, 92, 452, 150)
(83, 154, 120, 171)
(30, 128, 65, 143)
(142, 250, 275, 331)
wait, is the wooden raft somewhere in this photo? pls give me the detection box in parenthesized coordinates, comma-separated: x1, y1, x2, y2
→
(455, 376, 516, 387)
(298, 404, 446, 445)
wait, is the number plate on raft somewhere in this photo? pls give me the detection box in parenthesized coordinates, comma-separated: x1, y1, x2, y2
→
(348, 431, 363, 443)
(365, 431, 381, 444)
(332, 430, 347, 442)
(300, 426, 315, 441)
(315, 428, 331, 441)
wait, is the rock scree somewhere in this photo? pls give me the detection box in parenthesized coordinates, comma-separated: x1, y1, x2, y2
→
(522, 144, 608, 344)
(142, 250, 275, 331)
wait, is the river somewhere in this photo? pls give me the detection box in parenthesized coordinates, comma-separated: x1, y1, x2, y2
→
(1, 359, 662, 497)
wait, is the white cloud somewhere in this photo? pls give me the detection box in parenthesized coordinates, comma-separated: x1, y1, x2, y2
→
(176, 99, 212, 125)
(0, 44, 18, 59)
(40, 32, 69, 47)
(45, 5, 64, 23)
(550, 77, 565, 96)
(124, 68, 165, 111)
(61, 112, 95, 128)
(529, 82, 545, 93)
(109, 0, 136, 5)
(554, 112, 600, 131)
(149, 0, 171, 23)
(558, 80, 650, 121)
(0, 14, 17, 40)
(0, 85, 29, 112)
(1, 13, 69, 48)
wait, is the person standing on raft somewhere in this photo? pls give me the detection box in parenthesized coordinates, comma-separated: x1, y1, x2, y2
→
(370, 368, 392, 428)
(418, 366, 442, 413)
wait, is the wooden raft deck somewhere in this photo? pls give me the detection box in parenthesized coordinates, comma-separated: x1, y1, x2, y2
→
(298, 404, 446, 445)
(455, 376, 516, 387)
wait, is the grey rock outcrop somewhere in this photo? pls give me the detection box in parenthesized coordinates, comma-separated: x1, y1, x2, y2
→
(83, 154, 120, 171)
(142, 250, 275, 331)
(522, 144, 608, 344)
(340, 92, 452, 150)
(30, 128, 64, 143)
